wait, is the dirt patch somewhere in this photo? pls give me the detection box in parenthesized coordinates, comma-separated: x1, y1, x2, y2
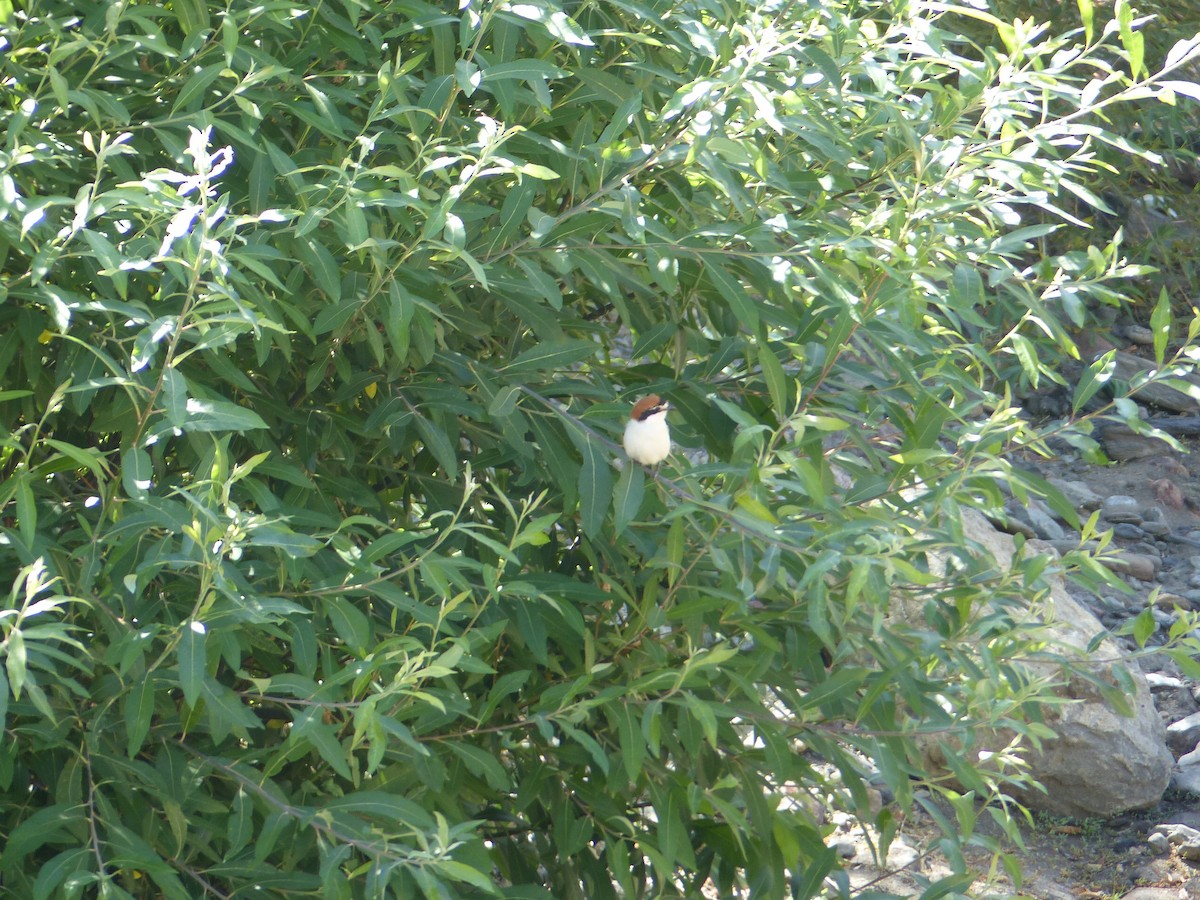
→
(841, 792, 1200, 898)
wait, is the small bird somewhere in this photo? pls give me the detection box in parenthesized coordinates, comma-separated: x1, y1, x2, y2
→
(624, 394, 671, 465)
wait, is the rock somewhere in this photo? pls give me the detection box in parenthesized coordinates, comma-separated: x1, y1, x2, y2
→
(1002, 497, 1068, 541)
(1152, 823, 1200, 860)
(1047, 477, 1103, 511)
(1152, 608, 1177, 630)
(1147, 831, 1171, 854)
(1171, 758, 1200, 795)
(1101, 425, 1174, 461)
(995, 509, 1037, 539)
(1094, 594, 1131, 616)
(1027, 503, 1067, 541)
(912, 511, 1173, 817)
(1048, 538, 1095, 555)
(1156, 595, 1195, 619)
(1107, 552, 1161, 581)
(1103, 495, 1144, 524)
(832, 840, 856, 860)
(1146, 673, 1186, 691)
(1152, 478, 1186, 510)
(1121, 889, 1191, 900)
(1122, 323, 1156, 345)
(1167, 712, 1200, 755)
(1113, 523, 1147, 540)
(1113, 349, 1200, 413)
(885, 838, 918, 870)
(1142, 519, 1171, 536)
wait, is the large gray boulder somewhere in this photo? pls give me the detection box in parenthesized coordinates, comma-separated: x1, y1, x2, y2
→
(915, 510, 1172, 817)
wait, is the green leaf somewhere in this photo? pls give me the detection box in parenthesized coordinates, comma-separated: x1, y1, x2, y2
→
(502, 339, 598, 374)
(479, 60, 568, 84)
(13, 475, 35, 543)
(1151, 287, 1171, 367)
(324, 598, 370, 654)
(612, 462, 644, 536)
(172, 0, 209, 38)
(178, 621, 206, 708)
(1077, 0, 1094, 43)
(122, 447, 153, 499)
(0, 804, 80, 871)
(161, 367, 188, 428)
(201, 680, 263, 741)
(1072, 349, 1115, 412)
(703, 263, 759, 331)
(302, 238, 342, 301)
(1130, 606, 1155, 649)
(179, 398, 268, 433)
(758, 337, 790, 416)
(313, 300, 359, 335)
(32, 847, 91, 900)
(125, 678, 155, 757)
(4, 631, 26, 700)
(572, 433, 612, 538)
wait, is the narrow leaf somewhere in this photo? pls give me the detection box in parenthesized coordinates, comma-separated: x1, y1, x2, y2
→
(122, 447, 153, 499)
(178, 620, 206, 708)
(1151, 287, 1171, 367)
(502, 339, 597, 374)
(572, 433, 612, 538)
(125, 679, 155, 757)
(612, 462, 644, 536)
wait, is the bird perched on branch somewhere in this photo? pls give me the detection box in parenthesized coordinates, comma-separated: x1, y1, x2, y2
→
(624, 394, 671, 465)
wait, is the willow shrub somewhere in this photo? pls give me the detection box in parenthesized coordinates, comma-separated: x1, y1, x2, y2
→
(3, 0, 1200, 897)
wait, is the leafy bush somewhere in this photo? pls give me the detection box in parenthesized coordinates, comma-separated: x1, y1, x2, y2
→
(2, 0, 1199, 897)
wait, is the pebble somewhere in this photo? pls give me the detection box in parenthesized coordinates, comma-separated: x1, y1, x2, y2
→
(1027, 504, 1066, 540)
(1167, 711, 1200, 754)
(1133, 541, 1161, 559)
(886, 838, 919, 870)
(1179, 745, 1200, 767)
(1151, 608, 1176, 629)
(1146, 831, 1171, 854)
(1102, 495, 1144, 524)
(1143, 505, 1167, 523)
(1002, 514, 1037, 539)
(1113, 523, 1146, 540)
(1152, 823, 1200, 860)
(1141, 519, 1171, 536)
(1120, 323, 1156, 344)
(1146, 673, 1186, 690)
(833, 840, 856, 860)
(1156, 592, 1196, 612)
(1102, 427, 1172, 461)
(1096, 594, 1130, 615)
(1121, 889, 1191, 900)
(1108, 552, 1161, 581)
(1048, 477, 1103, 510)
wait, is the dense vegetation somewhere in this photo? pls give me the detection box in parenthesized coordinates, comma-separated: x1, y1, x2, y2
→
(2, 0, 1200, 896)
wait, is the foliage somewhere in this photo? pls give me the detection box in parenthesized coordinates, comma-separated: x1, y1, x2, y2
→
(1, 0, 1200, 897)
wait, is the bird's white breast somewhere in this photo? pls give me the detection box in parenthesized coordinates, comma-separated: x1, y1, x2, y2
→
(624, 413, 670, 464)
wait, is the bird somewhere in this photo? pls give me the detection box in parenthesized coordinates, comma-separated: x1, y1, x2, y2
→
(624, 394, 671, 465)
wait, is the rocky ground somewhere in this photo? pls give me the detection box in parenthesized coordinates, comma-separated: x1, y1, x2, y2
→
(833, 324, 1200, 898)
